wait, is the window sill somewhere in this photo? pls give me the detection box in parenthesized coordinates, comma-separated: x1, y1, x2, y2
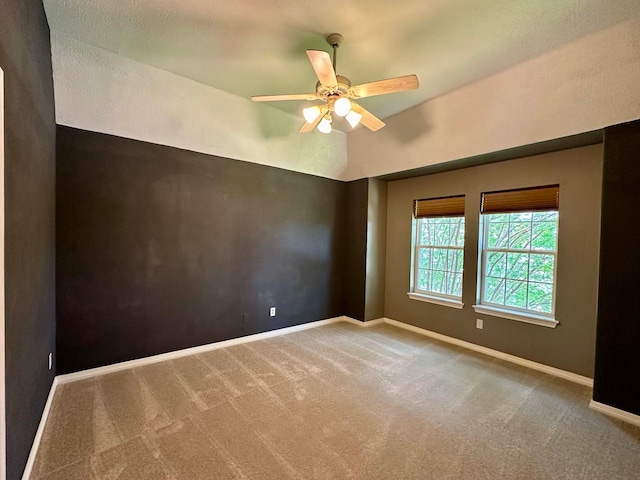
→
(407, 292, 464, 309)
(472, 305, 558, 328)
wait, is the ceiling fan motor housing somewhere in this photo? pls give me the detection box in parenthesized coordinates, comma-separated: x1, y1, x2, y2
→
(316, 75, 351, 99)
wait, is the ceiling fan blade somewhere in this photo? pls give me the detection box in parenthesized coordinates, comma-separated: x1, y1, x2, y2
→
(350, 74, 419, 99)
(252, 93, 319, 102)
(306, 50, 338, 87)
(299, 105, 328, 133)
(350, 102, 385, 131)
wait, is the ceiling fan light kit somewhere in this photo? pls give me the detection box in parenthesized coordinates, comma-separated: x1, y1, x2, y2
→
(251, 33, 419, 134)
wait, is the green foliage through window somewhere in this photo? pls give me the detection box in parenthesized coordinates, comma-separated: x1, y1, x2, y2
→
(482, 211, 558, 314)
(415, 217, 465, 298)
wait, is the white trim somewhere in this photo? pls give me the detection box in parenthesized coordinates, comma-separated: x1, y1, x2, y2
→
(57, 316, 344, 385)
(20, 378, 58, 480)
(0, 67, 5, 480)
(407, 292, 464, 309)
(589, 400, 640, 428)
(472, 304, 558, 328)
(381, 317, 592, 387)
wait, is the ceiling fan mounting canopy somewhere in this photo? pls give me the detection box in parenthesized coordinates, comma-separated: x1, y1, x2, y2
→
(326, 33, 344, 49)
(251, 33, 419, 133)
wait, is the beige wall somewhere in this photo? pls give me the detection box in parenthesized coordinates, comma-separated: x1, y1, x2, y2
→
(346, 19, 640, 180)
(364, 179, 388, 321)
(384, 145, 603, 377)
(51, 33, 348, 180)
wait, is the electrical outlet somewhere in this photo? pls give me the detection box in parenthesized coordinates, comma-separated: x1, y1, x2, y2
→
(48, 352, 53, 370)
(270, 307, 276, 317)
(476, 319, 483, 329)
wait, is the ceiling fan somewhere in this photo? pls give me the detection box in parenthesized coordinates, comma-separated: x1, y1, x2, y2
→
(251, 33, 419, 134)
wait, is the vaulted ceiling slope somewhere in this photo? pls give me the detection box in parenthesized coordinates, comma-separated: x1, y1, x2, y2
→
(44, 1, 640, 180)
(44, 0, 639, 119)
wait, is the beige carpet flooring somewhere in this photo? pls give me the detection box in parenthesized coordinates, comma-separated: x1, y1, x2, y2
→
(30, 322, 640, 479)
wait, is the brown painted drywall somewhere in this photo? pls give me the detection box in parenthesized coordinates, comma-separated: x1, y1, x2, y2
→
(364, 179, 387, 321)
(343, 179, 368, 321)
(1, 0, 57, 478)
(594, 119, 640, 415)
(384, 145, 603, 377)
(56, 126, 347, 374)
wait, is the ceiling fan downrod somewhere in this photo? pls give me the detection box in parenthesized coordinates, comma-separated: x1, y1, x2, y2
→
(326, 33, 344, 72)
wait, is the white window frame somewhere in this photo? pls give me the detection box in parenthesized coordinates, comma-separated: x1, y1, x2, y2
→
(408, 216, 464, 309)
(473, 212, 559, 328)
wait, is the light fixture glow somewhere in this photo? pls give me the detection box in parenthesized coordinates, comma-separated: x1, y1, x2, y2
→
(303, 105, 321, 124)
(346, 110, 363, 128)
(317, 115, 332, 134)
(333, 98, 351, 117)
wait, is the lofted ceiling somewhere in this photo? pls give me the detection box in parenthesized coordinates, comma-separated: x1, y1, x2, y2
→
(43, 0, 640, 131)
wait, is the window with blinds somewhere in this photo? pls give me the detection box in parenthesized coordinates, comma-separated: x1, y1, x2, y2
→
(414, 195, 466, 219)
(411, 195, 466, 304)
(476, 185, 559, 322)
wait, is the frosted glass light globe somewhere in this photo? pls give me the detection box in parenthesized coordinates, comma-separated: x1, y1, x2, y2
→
(346, 110, 362, 128)
(303, 105, 321, 123)
(317, 116, 332, 134)
(334, 98, 351, 117)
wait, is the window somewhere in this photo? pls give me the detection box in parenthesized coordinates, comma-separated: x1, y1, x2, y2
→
(409, 196, 465, 308)
(474, 185, 559, 327)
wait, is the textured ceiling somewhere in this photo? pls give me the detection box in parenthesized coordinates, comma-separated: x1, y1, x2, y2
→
(43, 0, 640, 127)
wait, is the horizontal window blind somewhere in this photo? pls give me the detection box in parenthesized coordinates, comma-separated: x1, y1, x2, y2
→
(414, 195, 465, 218)
(481, 185, 559, 214)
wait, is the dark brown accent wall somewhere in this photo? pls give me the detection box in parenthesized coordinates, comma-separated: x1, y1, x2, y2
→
(343, 179, 368, 321)
(385, 145, 603, 377)
(56, 126, 347, 374)
(1, 1, 57, 478)
(594, 119, 640, 415)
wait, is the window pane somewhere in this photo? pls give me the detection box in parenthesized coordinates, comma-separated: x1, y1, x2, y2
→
(431, 270, 446, 294)
(487, 221, 508, 248)
(447, 249, 464, 273)
(508, 221, 532, 249)
(413, 216, 465, 299)
(529, 254, 555, 283)
(480, 209, 558, 316)
(505, 280, 528, 309)
(450, 273, 463, 297)
(527, 282, 553, 313)
(433, 222, 450, 246)
(484, 277, 505, 305)
(419, 220, 431, 245)
(531, 222, 557, 250)
(450, 218, 465, 246)
(486, 252, 506, 278)
(533, 211, 558, 222)
(432, 248, 447, 271)
(488, 213, 511, 223)
(418, 268, 430, 291)
(506, 253, 529, 280)
(418, 248, 431, 270)
(512, 212, 532, 222)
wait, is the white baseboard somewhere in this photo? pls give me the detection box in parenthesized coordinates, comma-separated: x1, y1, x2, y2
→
(57, 316, 344, 385)
(21, 377, 58, 480)
(381, 317, 594, 387)
(341, 316, 384, 327)
(589, 400, 640, 428)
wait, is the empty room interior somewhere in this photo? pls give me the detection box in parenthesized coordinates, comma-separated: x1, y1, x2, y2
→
(3, 1, 640, 479)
